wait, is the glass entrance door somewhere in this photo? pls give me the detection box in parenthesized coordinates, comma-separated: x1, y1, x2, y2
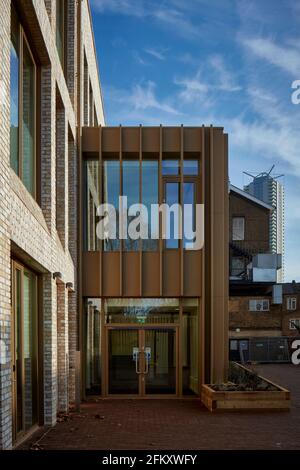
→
(107, 328, 177, 396)
(108, 329, 140, 394)
(144, 329, 176, 395)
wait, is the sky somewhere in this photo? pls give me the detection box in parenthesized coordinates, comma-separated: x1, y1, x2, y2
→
(90, 0, 300, 282)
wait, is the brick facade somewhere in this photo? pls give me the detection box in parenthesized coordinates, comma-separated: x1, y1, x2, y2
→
(229, 296, 282, 337)
(229, 285, 300, 339)
(0, 0, 104, 449)
(0, 0, 12, 450)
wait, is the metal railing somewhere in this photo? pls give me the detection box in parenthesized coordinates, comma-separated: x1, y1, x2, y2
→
(229, 336, 294, 363)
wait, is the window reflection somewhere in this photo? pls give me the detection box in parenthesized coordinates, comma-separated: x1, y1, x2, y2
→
(56, 0, 65, 67)
(22, 40, 35, 195)
(162, 160, 179, 175)
(165, 182, 179, 249)
(10, 8, 36, 198)
(123, 161, 139, 251)
(103, 160, 120, 251)
(142, 161, 158, 250)
(85, 158, 199, 252)
(85, 298, 101, 395)
(182, 302, 199, 395)
(183, 182, 195, 249)
(183, 160, 198, 175)
(85, 160, 100, 251)
(10, 8, 19, 174)
(105, 298, 180, 324)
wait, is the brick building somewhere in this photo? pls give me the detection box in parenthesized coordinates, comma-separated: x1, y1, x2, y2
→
(0, 0, 104, 449)
(229, 185, 298, 362)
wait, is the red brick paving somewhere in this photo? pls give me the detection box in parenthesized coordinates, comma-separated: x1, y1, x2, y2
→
(17, 364, 300, 450)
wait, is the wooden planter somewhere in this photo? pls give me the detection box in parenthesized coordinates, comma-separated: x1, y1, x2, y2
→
(201, 376, 291, 412)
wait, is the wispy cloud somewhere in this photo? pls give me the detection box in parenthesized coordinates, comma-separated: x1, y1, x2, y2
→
(132, 51, 149, 66)
(153, 8, 200, 39)
(91, 0, 201, 39)
(174, 54, 241, 103)
(91, 0, 145, 16)
(247, 87, 277, 104)
(174, 72, 208, 103)
(144, 47, 167, 61)
(209, 55, 241, 92)
(242, 37, 300, 77)
(226, 96, 300, 177)
(106, 81, 181, 117)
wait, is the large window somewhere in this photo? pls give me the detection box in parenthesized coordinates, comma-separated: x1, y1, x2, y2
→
(85, 158, 199, 252)
(103, 159, 159, 252)
(10, 7, 36, 197)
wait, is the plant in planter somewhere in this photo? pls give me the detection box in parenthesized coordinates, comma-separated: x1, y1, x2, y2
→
(201, 362, 290, 411)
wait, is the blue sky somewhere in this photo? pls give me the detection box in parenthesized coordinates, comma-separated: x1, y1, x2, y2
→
(90, 0, 300, 282)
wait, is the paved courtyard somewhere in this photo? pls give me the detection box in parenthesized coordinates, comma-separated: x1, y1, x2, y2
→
(17, 364, 300, 450)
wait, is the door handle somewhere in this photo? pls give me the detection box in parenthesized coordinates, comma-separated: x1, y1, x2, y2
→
(135, 351, 142, 374)
(144, 351, 149, 374)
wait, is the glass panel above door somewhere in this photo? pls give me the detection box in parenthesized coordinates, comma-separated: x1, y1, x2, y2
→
(105, 298, 180, 324)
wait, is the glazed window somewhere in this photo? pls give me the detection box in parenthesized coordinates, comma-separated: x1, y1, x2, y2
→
(249, 299, 270, 312)
(10, 7, 36, 198)
(183, 160, 199, 176)
(231, 257, 245, 277)
(85, 160, 100, 251)
(183, 182, 196, 249)
(287, 297, 297, 311)
(12, 262, 38, 439)
(232, 216, 245, 241)
(165, 182, 180, 249)
(22, 40, 35, 195)
(289, 319, 300, 330)
(10, 7, 19, 174)
(142, 161, 158, 251)
(56, 0, 68, 71)
(123, 160, 140, 251)
(103, 160, 120, 251)
(162, 160, 179, 176)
